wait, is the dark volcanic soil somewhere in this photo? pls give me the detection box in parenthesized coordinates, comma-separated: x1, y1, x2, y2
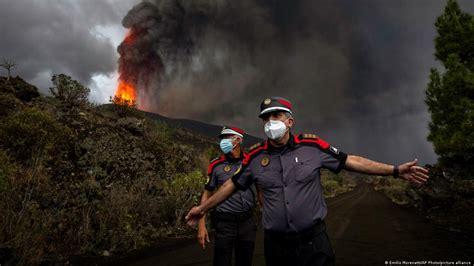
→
(109, 183, 474, 266)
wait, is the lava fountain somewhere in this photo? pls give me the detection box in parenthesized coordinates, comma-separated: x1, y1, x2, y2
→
(113, 30, 138, 106)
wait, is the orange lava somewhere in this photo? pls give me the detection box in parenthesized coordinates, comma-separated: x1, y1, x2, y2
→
(114, 80, 136, 106)
(114, 30, 137, 106)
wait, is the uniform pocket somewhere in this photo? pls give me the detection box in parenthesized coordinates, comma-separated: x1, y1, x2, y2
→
(295, 158, 320, 183)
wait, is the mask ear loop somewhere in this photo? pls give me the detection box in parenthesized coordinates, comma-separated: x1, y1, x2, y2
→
(231, 136, 242, 149)
(283, 116, 292, 134)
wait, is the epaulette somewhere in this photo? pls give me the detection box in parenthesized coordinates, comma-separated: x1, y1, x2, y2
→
(300, 133, 319, 139)
(249, 141, 263, 152)
(207, 155, 226, 175)
(243, 141, 268, 165)
(210, 155, 223, 163)
(297, 133, 330, 149)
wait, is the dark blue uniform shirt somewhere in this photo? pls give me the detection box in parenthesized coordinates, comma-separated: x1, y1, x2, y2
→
(232, 133, 347, 232)
(205, 154, 256, 214)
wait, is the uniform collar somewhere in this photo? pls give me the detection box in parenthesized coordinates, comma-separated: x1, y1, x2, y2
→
(267, 132, 296, 153)
(225, 152, 243, 162)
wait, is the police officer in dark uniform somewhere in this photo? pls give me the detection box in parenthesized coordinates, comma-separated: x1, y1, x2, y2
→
(197, 126, 257, 266)
(187, 97, 430, 266)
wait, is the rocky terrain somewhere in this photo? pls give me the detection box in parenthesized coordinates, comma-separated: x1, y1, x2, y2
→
(0, 76, 217, 265)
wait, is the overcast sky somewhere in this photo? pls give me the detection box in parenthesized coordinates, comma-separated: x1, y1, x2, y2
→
(0, 0, 140, 102)
(1, 0, 473, 164)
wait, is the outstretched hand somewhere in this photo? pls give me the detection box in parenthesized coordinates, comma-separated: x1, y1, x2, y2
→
(398, 159, 429, 185)
(185, 206, 205, 227)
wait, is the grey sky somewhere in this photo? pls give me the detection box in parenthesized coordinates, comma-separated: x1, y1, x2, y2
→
(0, 0, 139, 102)
(1, 0, 473, 164)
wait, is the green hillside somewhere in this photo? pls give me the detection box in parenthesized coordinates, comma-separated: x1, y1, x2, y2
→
(0, 76, 217, 264)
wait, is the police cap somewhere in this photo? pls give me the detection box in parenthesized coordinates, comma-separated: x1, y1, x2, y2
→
(259, 96, 293, 118)
(219, 126, 244, 138)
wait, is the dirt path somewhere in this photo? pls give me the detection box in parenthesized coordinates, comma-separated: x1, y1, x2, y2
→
(112, 183, 473, 265)
(326, 183, 473, 265)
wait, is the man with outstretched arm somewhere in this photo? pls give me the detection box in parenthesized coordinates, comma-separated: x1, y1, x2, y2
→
(186, 97, 430, 266)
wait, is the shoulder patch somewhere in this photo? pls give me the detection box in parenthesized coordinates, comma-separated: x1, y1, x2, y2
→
(301, 133, 319, 139)
(298, 133, 330, 149)
(249, 142, 263, 151)
(207, 155, 226, 175)
(243, 141, 268, 165)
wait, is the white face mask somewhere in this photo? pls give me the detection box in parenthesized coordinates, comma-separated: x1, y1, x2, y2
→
(264, 119, 289, 140)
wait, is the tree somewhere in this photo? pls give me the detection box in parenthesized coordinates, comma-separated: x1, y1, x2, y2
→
(0, 58, 15, 80)
(49, 74, 90, 105)
(426, 0, 474, 175)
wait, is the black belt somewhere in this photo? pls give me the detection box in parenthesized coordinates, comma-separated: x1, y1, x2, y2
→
(212, 210, 253, 223)
(264, 219, 326, 241)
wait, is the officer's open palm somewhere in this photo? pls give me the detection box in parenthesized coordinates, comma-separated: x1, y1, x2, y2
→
(399, 159, 430, 186)
(198, 225, 210, 249)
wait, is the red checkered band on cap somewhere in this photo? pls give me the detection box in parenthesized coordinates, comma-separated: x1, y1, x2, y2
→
(259, 96, 293, 117)
(219, 126, 244, 138)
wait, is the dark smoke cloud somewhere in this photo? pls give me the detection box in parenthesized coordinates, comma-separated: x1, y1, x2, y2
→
(119, 0, 474, 164)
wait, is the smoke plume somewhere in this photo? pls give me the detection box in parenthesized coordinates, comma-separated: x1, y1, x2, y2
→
(117, 0, 474, 163)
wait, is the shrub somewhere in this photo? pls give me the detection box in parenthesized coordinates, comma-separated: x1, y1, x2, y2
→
(0, 107, 68, 166)
(0, 78, 214, 264)
(49, 74, 90, 105)
(374, 177, 410, 205)
(322, 180, 340, 198)
(159, 170, 206, 229)
(0, 149, 15, 193)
